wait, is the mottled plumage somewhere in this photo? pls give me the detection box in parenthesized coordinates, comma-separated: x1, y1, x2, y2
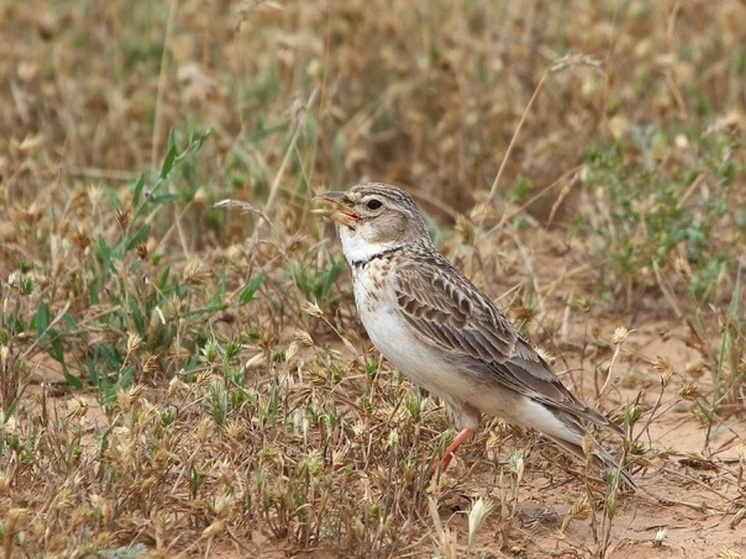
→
(315, 182, 635, 489)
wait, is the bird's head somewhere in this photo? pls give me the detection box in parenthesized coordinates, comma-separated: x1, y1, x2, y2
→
(313, 182, 430, 264)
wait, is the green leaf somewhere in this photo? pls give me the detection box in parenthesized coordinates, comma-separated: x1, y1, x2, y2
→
(34, 302, 51, 337)
(102, 346, 124, 374)
(99, 376, 117, 409)
(132, 174, 146, 206)
(63, 365, 84, 389)
(160, 142, 179, 179)
(87, 359, 100, 384)
(126, 224, 151, 251)
(89, 281, 101, 305)
(157, 266, 171, 291)
(95, 234, 112, 263)
(182, 128, 212, 159)
(129, 300, 146, 336)
(240, 274, 264, 304)
(62, 313, 77, 330)
(110, 238, 126, 261)
(49, 332, 65, 363)
(120, 365, 135, 389)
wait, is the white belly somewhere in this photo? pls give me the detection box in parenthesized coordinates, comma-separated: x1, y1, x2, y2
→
(353, 269, 469, 404)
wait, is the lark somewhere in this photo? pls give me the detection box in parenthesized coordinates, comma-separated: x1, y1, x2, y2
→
(315, 182, 635, 488)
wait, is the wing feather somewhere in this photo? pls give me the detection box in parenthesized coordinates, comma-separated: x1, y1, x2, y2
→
(394, 257, 621, 432)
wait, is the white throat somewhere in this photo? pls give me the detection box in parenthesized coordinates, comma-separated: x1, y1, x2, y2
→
(338, 225, 401, 266)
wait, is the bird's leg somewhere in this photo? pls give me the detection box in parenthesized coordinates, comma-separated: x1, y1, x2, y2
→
(436, 428, 475, 471)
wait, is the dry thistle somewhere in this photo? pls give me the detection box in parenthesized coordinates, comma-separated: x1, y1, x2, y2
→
(581, 432, 596, 464)
(126, 331, 142, 354)
(303, 451, 323, 476)
(301, 299, 324, 318)
(293, 329, 314, 347)
(213, 198, 274, 229)
(196, 416, 217, 443)
(653, 356, 676, 387)
(561, 495, 591, 533)
(729, 507, 746, 529)
(202, 519, 226, 540)
(386, 428, 399, 449)
(612, 326, 629, 345)
(65, 398, 89, 422)
(673, 253, 692, 281)
(469, 201, 498, 227)
(115, 207, 130, 230)
(0, 471, 8, 496)
(182, 259, 211, 285)
(428, 496, 457, 559)
(285, 341, 299, 362)
(454, 213, 474, 244)
(652, 527, 668, 548)
(678, 382, 701, 401)
(142, 352, 161, 375)
(212, 492, 235, 517)
(685, 361, 708, 379)
(467, 496, 494, 548)
(508, 450, 524, 518)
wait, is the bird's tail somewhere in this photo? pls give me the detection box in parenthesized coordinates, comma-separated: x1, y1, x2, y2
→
(546, 434, 637, 490)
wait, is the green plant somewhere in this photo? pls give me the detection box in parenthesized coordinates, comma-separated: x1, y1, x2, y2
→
(292, 253, 346, 311)
(581, 127, 736, 308)
(692, 265, 746, 439)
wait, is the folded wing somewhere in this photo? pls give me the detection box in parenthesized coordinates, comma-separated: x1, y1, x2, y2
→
(394, 257, 622, 434)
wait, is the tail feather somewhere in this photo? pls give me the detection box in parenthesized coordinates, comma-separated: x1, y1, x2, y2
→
(546, 434, 637, 490)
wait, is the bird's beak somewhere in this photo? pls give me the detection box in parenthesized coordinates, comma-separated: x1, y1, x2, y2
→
(312, 191, 359, 229)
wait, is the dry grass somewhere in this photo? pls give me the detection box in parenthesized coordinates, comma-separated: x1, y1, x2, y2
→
(1, 1, 745, 557)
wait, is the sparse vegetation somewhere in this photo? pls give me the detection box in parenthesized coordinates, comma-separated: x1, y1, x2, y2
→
(1, 1, 745, 557)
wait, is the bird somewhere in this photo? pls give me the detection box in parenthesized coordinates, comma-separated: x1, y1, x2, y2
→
(314, 182, 636, 489)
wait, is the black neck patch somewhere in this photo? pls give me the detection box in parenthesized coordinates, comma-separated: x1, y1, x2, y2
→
(351, 245, 403, 269)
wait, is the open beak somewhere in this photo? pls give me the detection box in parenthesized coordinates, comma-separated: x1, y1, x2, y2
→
(312, 191, 360, 229)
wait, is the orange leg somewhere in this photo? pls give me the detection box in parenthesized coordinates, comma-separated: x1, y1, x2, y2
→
(436, 428, 476, 471)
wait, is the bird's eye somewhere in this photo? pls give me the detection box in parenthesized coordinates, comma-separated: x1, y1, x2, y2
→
(366, 199, 382, 210)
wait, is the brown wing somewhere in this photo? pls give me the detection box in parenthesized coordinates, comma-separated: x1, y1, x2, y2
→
(394, 257, 622, 433)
